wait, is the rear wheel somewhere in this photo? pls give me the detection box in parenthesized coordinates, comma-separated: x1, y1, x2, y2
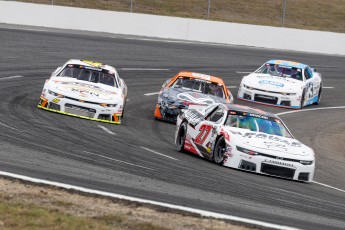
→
(213, 136, 226, 165)
(176, 121, 187, 152)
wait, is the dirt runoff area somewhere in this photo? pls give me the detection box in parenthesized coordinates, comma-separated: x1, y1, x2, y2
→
(0, 177, 260, 230)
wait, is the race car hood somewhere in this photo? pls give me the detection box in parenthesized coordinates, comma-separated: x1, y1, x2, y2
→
(225, 127, 313, 157)
(243, 74, 305, 93)
(160, 87, 226, 106)
(46, 77, 120, 102)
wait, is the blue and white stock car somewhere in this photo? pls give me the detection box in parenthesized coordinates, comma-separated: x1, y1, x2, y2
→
(237, 60, 322, 109)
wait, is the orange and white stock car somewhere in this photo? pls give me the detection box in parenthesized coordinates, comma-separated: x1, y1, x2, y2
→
(154, 71, 233, 123)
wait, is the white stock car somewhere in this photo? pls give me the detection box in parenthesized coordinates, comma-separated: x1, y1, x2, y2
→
(175, 103, 315, 182)
(38, 59, 127, 124)
(237, 60, 322, 109)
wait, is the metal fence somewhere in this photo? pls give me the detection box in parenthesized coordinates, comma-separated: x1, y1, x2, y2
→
(17, 0, 345, 33)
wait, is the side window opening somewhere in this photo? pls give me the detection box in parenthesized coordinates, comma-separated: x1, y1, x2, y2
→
(208, 107, 224, 123)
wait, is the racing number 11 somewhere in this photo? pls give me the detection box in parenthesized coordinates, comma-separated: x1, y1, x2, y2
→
(195, 124, 212, 145)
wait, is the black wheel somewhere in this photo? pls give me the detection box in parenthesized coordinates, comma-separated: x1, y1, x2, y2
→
(314, 85, 322, 105)
(121, 99, 127, 118)
(299, 90, 305, 109)
(176, 121, 187, 152)
(213, 136, 226, 165)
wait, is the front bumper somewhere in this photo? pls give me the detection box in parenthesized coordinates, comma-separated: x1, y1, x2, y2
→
(223, 148, 315, 182)
(237, 86, 301, 109)
(154, 102, 185, 123)
(38, 95, 122, 124)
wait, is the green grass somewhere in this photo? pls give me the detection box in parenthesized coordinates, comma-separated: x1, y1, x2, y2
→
(0, 202, 171, 230)
(17, 0, 345, 33)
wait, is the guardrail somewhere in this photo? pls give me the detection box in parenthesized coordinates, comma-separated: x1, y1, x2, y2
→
(1, 1, 345, 55)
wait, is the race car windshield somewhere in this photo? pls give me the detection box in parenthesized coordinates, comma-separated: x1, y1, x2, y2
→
(171, 77, 225, 99)
(57, 66, 118, 87)
(256, 64, 303, 81)
(225, 113, 292, 138)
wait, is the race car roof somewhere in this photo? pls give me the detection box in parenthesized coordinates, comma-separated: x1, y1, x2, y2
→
(65, 59, 117, 73)
(177, 71, 225, 85)
(224, 103, 278, 119)
(266, 60, 308, 69)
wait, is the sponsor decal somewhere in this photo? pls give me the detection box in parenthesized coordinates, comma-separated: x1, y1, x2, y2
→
(258, 80, 284, 87)
(242, 132, 302, 148)
(177, 92, 215, 105)
(58, 82, 115, 98)
(192, 72, 211, 81)
(264, 141, 288, 151)
(264, 159, 294, 167)
(183, 110, 204, 126)
(52, 98, 60, 103)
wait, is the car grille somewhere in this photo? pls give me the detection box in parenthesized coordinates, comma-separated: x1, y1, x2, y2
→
(261, 163, 295, 179)
(65, 104, 96, 118)
(254, 94, 278, 104)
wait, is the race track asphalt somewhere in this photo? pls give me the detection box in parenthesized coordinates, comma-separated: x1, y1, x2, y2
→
(0, 24, 344, 230)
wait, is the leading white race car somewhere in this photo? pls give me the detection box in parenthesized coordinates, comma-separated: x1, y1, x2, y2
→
(175, 103, 315, 182)
(237, 60, 322, 109)
(38, 59, 127, 124)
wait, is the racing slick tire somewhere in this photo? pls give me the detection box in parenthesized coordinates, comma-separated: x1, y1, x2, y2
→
(299, 90, 305, 109)
(314, 84, 322, 105)
(213, 136, 226, 165)
(176, 121, 187, 153)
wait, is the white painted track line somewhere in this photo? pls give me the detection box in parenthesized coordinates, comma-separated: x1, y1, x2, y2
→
(235, 71, 252, 74)
(226, 86, 237, 89)
(323, 86, 334, 89)
(83, 151, 153, 170)
(312, 181, 345, 193)
(141, 147, 178, 161)
(0, 170, 299, 230)
(144, 92, 160, 96)
(276, 106, 345, 193)
(98, 125, 116, 135)
(119, 68, 170, 71)
(0, 75, 24, 80)
(276, 106, 345, 116)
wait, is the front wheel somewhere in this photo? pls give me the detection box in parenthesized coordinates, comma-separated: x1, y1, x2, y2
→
(314, 85, 322, 105)
(176, 121, 187, 152)
(213, 136, 226, 165)
(299, 90, 305, 109)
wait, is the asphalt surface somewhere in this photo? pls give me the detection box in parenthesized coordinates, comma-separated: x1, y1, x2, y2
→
(0, 24, 344, 230)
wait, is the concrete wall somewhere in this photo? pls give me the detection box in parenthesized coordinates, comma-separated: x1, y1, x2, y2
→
(1, 1, 344, 55)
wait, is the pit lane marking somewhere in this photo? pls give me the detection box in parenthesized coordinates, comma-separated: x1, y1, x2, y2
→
(144, 92, 160, 96)
(119, 68, 170, 71)
(83, 151, 153, 170)
(141, 147, 178, 161)
(98, 125, 116, 135)
(0, 75, 24, 80)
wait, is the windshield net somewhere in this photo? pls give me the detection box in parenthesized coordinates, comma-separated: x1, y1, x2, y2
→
(225, 112, 292, 138)
(256, 63, 303, 81)
(171, 76, 225, 99)
(57, 65, 118, 87)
